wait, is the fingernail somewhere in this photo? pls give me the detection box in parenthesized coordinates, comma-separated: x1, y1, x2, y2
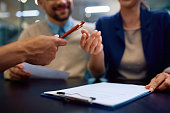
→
(83, 33, 86, 36)
(97, 31, 101, 36)
(146, 84, 149, 87)
(149, 88, 154, 92)
(95, 30, 98, 32)
(55, 34, 59, 37)
(56, 38, 61, 40)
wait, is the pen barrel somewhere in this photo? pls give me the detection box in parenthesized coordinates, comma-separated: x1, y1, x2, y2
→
(59, 25, 79, 39)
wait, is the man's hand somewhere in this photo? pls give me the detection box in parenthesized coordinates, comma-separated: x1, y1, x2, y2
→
(145, 72, 170, 92)
(22, 35, 67, 65)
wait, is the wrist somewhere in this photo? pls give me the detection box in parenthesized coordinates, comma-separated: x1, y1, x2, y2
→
(16, 40, 29, 62)
(91, 51, 102, 57)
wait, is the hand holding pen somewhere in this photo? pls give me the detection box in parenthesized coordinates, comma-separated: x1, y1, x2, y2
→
(57, 20, 103, 56)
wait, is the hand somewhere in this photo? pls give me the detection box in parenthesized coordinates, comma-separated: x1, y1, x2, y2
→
(145, 72, 170, 92)
(80, 29, 103, 55)
(8, 64, 31, 81)
(21, 35, 67, 65)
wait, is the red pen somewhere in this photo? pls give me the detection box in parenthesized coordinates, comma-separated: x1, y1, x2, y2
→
(59, 20, 85, 39)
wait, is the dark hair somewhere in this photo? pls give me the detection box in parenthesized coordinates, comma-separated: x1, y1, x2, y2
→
(141, 0, 148, 10)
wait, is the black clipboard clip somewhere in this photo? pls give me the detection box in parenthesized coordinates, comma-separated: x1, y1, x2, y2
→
(53, 92, 96, 104)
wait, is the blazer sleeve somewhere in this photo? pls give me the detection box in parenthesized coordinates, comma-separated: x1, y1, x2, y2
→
(164, 12, 170, 68)
(95, 18, 109, 68)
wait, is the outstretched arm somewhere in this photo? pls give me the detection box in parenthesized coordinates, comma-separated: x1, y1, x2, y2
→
(80, 29, 105, 78)
(0, 35, 67, 72)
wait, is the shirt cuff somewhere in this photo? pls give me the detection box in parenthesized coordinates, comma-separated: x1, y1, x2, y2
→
(164, 67, 170, 74)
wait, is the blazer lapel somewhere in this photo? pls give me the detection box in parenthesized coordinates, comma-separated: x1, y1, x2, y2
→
(114, 12, 125, 44)
(140, 8, 152, 61)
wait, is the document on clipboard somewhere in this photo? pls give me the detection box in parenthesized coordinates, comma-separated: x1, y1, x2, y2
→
(41, 82, 151, 110)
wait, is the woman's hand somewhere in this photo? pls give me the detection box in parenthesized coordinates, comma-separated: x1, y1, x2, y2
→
(145, 72, 170, 92)
(80, 29, 103, 55)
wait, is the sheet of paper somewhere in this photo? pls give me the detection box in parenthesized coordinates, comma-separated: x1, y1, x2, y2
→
(22, 62, 69, 79)
(44, 82, 150, 107)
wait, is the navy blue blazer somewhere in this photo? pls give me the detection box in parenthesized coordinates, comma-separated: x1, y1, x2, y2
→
(96, 8, 170, 82)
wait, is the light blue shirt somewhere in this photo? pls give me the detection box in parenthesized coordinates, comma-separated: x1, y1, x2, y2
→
(47, 17, 74, 39)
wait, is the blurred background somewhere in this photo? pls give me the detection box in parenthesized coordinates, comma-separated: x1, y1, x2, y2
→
(0, 0, 170, 46)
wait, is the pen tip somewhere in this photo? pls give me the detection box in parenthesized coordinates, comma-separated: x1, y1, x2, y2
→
(81, 20, 85, 24)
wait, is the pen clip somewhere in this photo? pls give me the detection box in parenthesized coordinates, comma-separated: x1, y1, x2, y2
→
(75, 20, 85, 31)
(56, 92, 96, 104)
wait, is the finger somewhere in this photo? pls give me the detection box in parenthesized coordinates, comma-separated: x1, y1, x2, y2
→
(15, 64, 24, 70)
(156, 81, 168, 91)
(54, 37, 67, 46)
(94, 36, 103, 55)
(97, 31, 101, 37)
(16, 64, 31, 76)
(10, 66, 31, 77)
(81, 29, 90, 38)
(157, 74, 170, 91)
(89, 37, 98, 54)
(97, 35, 102, 46)
(15, 66, 31, 77)
(9, 68, 30, 81)
(94, 44, 103, 55)
(9, 67, 17, 77)
(86, 30, 98, 46)
(48, 46, 58, 54)
(89, 31, 101, 54)
(86, 30, 98, 44)
(10, 72, 22, 81)
(80, 33, 87, 48)
(54, 34, 59, 37)
(145, 84, 151, 89)
(145, 73, 160, 89)
(10, 73, 29, 81)
(145, 81, 153, 89)
(84, 30, 98, 52)
(148, 73, 167, 92)
(96, 32, 102, 46)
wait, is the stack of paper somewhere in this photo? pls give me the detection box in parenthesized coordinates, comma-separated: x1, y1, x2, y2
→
(22, 62, 69, 79)
(42, 82, 151, 109)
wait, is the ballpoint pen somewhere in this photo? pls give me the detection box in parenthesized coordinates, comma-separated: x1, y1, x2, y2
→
(59, 20, 85, 39)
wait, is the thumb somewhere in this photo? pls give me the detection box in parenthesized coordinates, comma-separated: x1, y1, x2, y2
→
(53, 35, 67, 46)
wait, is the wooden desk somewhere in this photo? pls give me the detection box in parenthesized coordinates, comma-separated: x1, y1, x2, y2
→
(0, 77, 170, 113)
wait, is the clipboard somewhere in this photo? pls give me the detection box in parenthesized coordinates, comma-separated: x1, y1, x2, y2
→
(41, 82, 151, 110)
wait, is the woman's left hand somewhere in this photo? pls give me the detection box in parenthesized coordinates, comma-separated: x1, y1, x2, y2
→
(145, 72, 170, 92)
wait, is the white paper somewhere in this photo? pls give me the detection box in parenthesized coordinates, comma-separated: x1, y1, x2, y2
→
(22, 62, 69, 79)
(44, 82, 150, 107)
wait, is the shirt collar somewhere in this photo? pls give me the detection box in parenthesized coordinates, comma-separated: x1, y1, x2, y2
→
(47, 17, 74, 35)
